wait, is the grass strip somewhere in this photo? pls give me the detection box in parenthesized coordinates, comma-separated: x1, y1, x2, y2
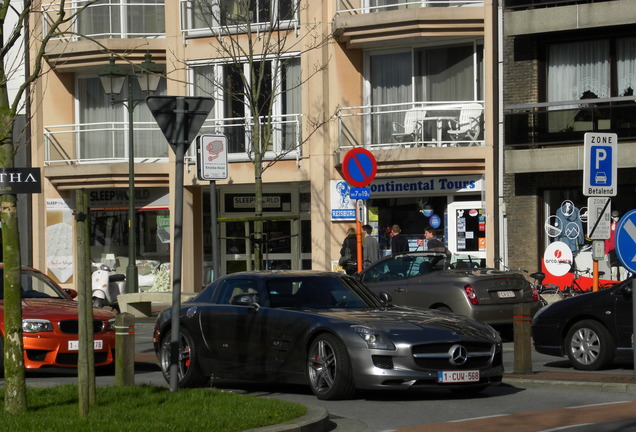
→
(0, 384, 306, 432)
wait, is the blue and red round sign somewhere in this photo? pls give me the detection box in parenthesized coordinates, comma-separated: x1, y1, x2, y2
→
(341, 148, 377, 188)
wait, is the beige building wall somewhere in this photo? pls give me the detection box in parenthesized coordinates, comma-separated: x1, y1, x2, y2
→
(28, 1, 499, 292)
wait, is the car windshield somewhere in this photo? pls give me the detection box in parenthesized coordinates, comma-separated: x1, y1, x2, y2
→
(266, 275, 382, 309)
(0, 269, 68, 300)
(362, 253, 448, 283)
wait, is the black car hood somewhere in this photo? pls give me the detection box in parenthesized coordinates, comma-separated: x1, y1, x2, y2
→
(313, 307, 497, 340)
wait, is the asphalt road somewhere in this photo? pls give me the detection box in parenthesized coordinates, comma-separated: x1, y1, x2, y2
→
(3, 317, 636, 432)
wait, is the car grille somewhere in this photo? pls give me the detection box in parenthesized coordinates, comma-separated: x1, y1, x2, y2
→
(58, 320, 105, 334)
(56, 352, 110, 365)
(411, 342, 494, 370)
(372, 355, 394, 369)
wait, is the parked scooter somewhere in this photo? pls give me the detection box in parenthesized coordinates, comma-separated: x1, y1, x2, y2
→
(91, 262, 126, 311)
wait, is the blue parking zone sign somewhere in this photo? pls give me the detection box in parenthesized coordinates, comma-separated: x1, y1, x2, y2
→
(583, 133, 617, 196)
(615, 209, 636, 274)
(589, 145, 612, 186)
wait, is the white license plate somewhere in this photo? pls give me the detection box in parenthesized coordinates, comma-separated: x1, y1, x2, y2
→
(438, 370, 480, 383)
(497, 290, 515, 298)
(68, 340, 103, 351)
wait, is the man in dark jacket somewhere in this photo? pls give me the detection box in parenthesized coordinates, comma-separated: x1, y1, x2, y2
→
(340, 227, 358, 275)
(390, 224, 409, 254)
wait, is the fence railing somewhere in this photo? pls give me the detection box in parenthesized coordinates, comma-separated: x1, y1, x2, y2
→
(504, 96, 636, 148)
(337, 101, 485, 150)
(504, 0, 613, 11)
(44, 115, 302, 165)
(336, 0, 483, 14)
(42, 1, 165, 40)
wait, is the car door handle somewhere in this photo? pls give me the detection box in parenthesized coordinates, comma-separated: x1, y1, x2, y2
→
(394, 287, 405, 293)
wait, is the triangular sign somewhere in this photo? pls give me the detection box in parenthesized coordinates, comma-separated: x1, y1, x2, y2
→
(146, 96, 214, 149)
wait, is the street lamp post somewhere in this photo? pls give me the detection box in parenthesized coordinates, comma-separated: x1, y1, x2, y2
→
(98, 52, 163, 293)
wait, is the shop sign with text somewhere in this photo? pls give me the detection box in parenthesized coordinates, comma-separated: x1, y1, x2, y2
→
(0, 168, 41, 193)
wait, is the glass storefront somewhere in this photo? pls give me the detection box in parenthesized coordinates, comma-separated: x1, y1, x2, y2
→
(87, 188, 170, 289)
(202, 185, 311, 278)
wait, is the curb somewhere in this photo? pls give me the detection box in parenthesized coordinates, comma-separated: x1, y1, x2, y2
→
(503, 376, 636, 394)
(244, 406, 330, 432)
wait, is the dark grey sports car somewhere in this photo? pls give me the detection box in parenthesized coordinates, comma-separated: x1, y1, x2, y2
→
(359, 252, 542, 328)
(153, 270, 503, 400)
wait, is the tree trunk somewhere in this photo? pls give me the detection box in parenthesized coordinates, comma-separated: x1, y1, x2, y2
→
(1, 196, 26, 414)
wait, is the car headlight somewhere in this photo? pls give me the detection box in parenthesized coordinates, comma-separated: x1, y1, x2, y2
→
(107, 318, 116, 331)
(351, 326, 396, 350)
(22, 319, 53, 333)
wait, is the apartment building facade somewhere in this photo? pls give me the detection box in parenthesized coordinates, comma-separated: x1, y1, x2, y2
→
(503, 0, 636, 282)
(30, 0, 499, 293)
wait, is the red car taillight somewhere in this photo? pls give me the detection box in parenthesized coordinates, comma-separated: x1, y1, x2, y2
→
(464, 284, 479, 305)
(530, 283, 539, 302)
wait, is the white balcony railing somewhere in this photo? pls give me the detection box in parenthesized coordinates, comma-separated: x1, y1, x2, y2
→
(337, 101, 485, 150)
(42, 1, 165, 40)
(336, 0, 484, 15)
(43, 114, 302, 165)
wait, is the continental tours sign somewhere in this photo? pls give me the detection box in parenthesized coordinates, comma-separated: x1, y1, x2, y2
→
(0, 168, 41, 194)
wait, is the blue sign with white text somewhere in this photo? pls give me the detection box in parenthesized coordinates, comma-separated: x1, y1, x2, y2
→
(615, 209, 636, 273)
(350, 187, 371, 200)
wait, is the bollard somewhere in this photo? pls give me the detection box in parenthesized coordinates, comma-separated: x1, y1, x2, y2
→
(115, 312, 135, 386)
(513, 304, 533, 375)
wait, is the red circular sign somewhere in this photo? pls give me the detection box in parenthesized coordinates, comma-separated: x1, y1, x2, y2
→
(341, 148, 377, 188)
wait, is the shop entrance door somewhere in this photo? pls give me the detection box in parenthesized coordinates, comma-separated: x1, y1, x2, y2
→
(222, 219, 299, 274)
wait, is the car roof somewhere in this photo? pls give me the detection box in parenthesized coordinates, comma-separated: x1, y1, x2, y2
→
(223, 270, 346, 279)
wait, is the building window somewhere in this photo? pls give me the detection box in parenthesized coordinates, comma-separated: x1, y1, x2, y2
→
(185, 0, 297, 33)
(77, 0, 165, 39)
(191, 56, 301, 157)
(368, 42, 483, 144)
(546, 37, 636, 132)
(77, 77, 168, 161)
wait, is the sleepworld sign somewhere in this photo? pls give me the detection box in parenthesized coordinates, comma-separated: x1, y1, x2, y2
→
(0, 168, 41, 194)
(331, 175, 484, 221)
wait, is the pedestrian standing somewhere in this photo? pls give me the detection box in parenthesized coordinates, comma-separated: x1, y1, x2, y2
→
(362, 224, 380, 269)
(390, 224, 409, 254)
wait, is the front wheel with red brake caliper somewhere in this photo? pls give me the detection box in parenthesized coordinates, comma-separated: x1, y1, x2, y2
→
(159, 327, 209, 387)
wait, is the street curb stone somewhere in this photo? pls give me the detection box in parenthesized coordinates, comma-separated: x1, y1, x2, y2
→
(244, 406, 329, 432)
(503, 377, 636, 394)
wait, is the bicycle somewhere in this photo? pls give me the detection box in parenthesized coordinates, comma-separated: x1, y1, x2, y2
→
(529, 271, 564, 306)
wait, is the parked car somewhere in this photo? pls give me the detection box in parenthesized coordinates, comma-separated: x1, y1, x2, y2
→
(532, 276, 633, 371)
(153, 270, 504, 400)
(358, 252, 541, 329)
(0, 265, 116, 373)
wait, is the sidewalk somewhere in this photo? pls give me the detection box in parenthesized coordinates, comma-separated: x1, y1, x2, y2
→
(503, 369, 636, 393)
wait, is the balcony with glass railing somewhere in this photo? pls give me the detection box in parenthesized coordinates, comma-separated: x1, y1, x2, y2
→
(42, 1, 165, 40)
(336, 0, 484, 14)
(43, 114, 302, 165)
(337, 102, 485, 150)
(504, 96, 636, 148)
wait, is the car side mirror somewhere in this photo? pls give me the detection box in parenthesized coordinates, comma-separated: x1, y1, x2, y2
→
(231, 293, 260, 309)
(64, 288, 78, 299)
(378, 291, 392, 306)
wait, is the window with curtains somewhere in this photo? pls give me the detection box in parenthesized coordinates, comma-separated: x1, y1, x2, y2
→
(547, 37, 636, 132)
(186, 0, 296, 31)
(191, 56, 301, 157)
(78, 76, 168, 161)
(369, 42, 483, 144)
(77, 0, 165, 39)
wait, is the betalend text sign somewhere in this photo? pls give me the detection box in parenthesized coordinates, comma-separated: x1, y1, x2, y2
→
(583, 132, 617, 196)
